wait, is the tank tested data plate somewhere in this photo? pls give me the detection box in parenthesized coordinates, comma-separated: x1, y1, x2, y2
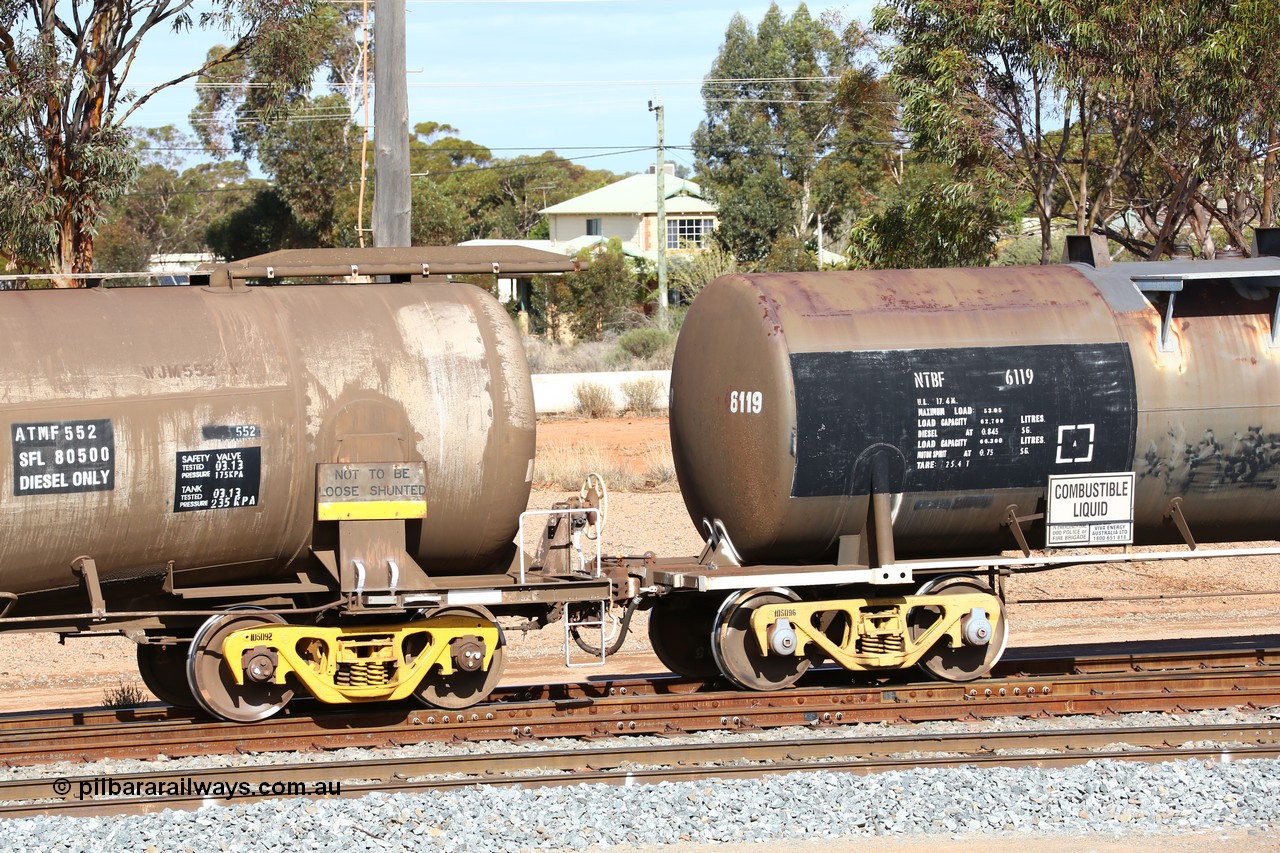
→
(174, 447, 262, 511)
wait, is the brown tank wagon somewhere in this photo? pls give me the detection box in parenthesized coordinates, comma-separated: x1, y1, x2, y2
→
(7, 239, 1280, 721)
(0, 248, 610, 721)
(629, 232, 1280, 690)
(670, 239, 1280, 563)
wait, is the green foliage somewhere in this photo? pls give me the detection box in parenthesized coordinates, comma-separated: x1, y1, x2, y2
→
(564, 239, 642, 342)
(0, 0, 342, 273)
(694, 3, 894, 263)
(452, 153, 614, 241)
(758, 235, 820, 273)
(707, 166, 795, 262)
(192, 3, 362, 159)
(614, 328, 675, 361)
(0, 49, 136, 271)
(848, 178, 1015, 269)
(404, 144, 617, 252)
(96, 127, 252, 270)
(93, 219, 152, 274)
(411, 179, 467, 245)
(573, 382, 615, 419)
(874, 0, 1280, 261)
(995, 231, 1067, 267)
(410, 122, 492, 175)
(206, 188, 318, 260)
(256, 93, 360, 247)
(669, 245, 738, 302)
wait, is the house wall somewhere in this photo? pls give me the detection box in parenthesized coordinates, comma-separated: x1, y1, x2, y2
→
(546, 211, 719, 254)
(641, 214, 720, 253)
(549, 214, 642, 245)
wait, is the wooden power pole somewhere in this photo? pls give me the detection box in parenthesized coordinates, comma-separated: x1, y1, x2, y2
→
(373, 0, 410, 247)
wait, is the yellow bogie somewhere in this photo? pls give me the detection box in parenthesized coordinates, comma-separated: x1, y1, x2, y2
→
(221, 614, 502, 705)
(748, 591, 1003, 673)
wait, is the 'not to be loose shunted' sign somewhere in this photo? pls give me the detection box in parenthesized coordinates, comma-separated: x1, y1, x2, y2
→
(316, 462, 427, 521)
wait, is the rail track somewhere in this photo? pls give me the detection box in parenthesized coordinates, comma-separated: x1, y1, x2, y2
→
(2, 718, 1279, 818)
(0, 635, 1277, 817)
(1, 635, 1277, 766)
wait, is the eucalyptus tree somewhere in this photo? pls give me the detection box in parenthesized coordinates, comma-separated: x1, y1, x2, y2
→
(96, 126, 250, 270)
(874, 0, 1280, 261)
(1056, 0, 1280, 255)
(872, 1, 1078, 264)
(694, 2, 893, 263)
(0, 0, 342, 277)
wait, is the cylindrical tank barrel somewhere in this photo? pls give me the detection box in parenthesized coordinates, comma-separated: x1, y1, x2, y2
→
(0, 282, 534, 595)
(670, 259, 1280, 563)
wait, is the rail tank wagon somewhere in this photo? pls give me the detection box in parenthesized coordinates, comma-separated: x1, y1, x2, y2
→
(0, 249, 611, 721)
(641, 234, 1280, 691)
(670, 237, 1280, 562)
(1, 275, 530, 591)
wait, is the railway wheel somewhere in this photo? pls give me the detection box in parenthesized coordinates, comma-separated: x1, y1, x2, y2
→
(647, 593, 723, 679)
(910, 576, 1008, 682)
(187, 611, 294, 722)
(711, 587, 810, 691)
(414, 607, 507, 710)
(136, 641, 197, 709)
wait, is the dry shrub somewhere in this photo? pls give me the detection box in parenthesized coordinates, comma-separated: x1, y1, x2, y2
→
(620, 376, 664, 417)
(640, 445, 679, 491)
(102, 680, 146, 708)
(573, 381, 615, 418)
(524, 338, 615, 374)
(525, 334, 675, 373)
(534, 445, 637, 491)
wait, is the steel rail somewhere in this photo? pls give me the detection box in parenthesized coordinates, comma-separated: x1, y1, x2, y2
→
(0, 640, 1276, 766)
(1, 721, 1278, 818)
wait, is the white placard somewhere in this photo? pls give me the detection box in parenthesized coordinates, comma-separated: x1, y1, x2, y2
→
(1046, 472, 1135, 547)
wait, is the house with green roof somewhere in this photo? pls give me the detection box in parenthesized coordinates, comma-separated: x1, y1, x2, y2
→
(540, 165, 718, 259)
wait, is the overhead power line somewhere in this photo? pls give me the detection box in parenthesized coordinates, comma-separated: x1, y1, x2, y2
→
(173, 75, 843, 90)
(330, 0, 642, 4)
(704, 98, 835, 105)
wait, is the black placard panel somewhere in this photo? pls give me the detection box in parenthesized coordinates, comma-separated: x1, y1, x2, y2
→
(201, 424, 261, 440)
(174, 447, 262, 511)
(791, 343, 1136, 497)
(12, 419, 115, 495)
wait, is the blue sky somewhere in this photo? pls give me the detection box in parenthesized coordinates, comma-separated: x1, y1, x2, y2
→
(125, 0, 879, 176)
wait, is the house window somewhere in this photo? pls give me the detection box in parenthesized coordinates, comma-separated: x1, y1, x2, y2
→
(667, 218, 714, 249)
(586, 218, 602, 236)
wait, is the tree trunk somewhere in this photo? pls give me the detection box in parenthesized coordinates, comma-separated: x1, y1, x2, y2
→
(1039, 208, 1052, 266)
(1263, 126, 1278, 229)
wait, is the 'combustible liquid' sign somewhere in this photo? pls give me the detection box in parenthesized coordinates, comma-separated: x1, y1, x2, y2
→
(1045, 472, 1135, 547)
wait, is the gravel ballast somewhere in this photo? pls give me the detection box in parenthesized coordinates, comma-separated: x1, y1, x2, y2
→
(3, 755, 1278, 851)
(3, 708, 1279, 849)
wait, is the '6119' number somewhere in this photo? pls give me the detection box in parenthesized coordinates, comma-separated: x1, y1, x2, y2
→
(729, 390, 763, 414)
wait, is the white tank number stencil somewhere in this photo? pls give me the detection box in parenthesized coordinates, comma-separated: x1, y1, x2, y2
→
(729, 391, 764, 414)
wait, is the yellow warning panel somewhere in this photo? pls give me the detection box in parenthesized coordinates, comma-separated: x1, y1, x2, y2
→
(316, 462, 427, 521)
